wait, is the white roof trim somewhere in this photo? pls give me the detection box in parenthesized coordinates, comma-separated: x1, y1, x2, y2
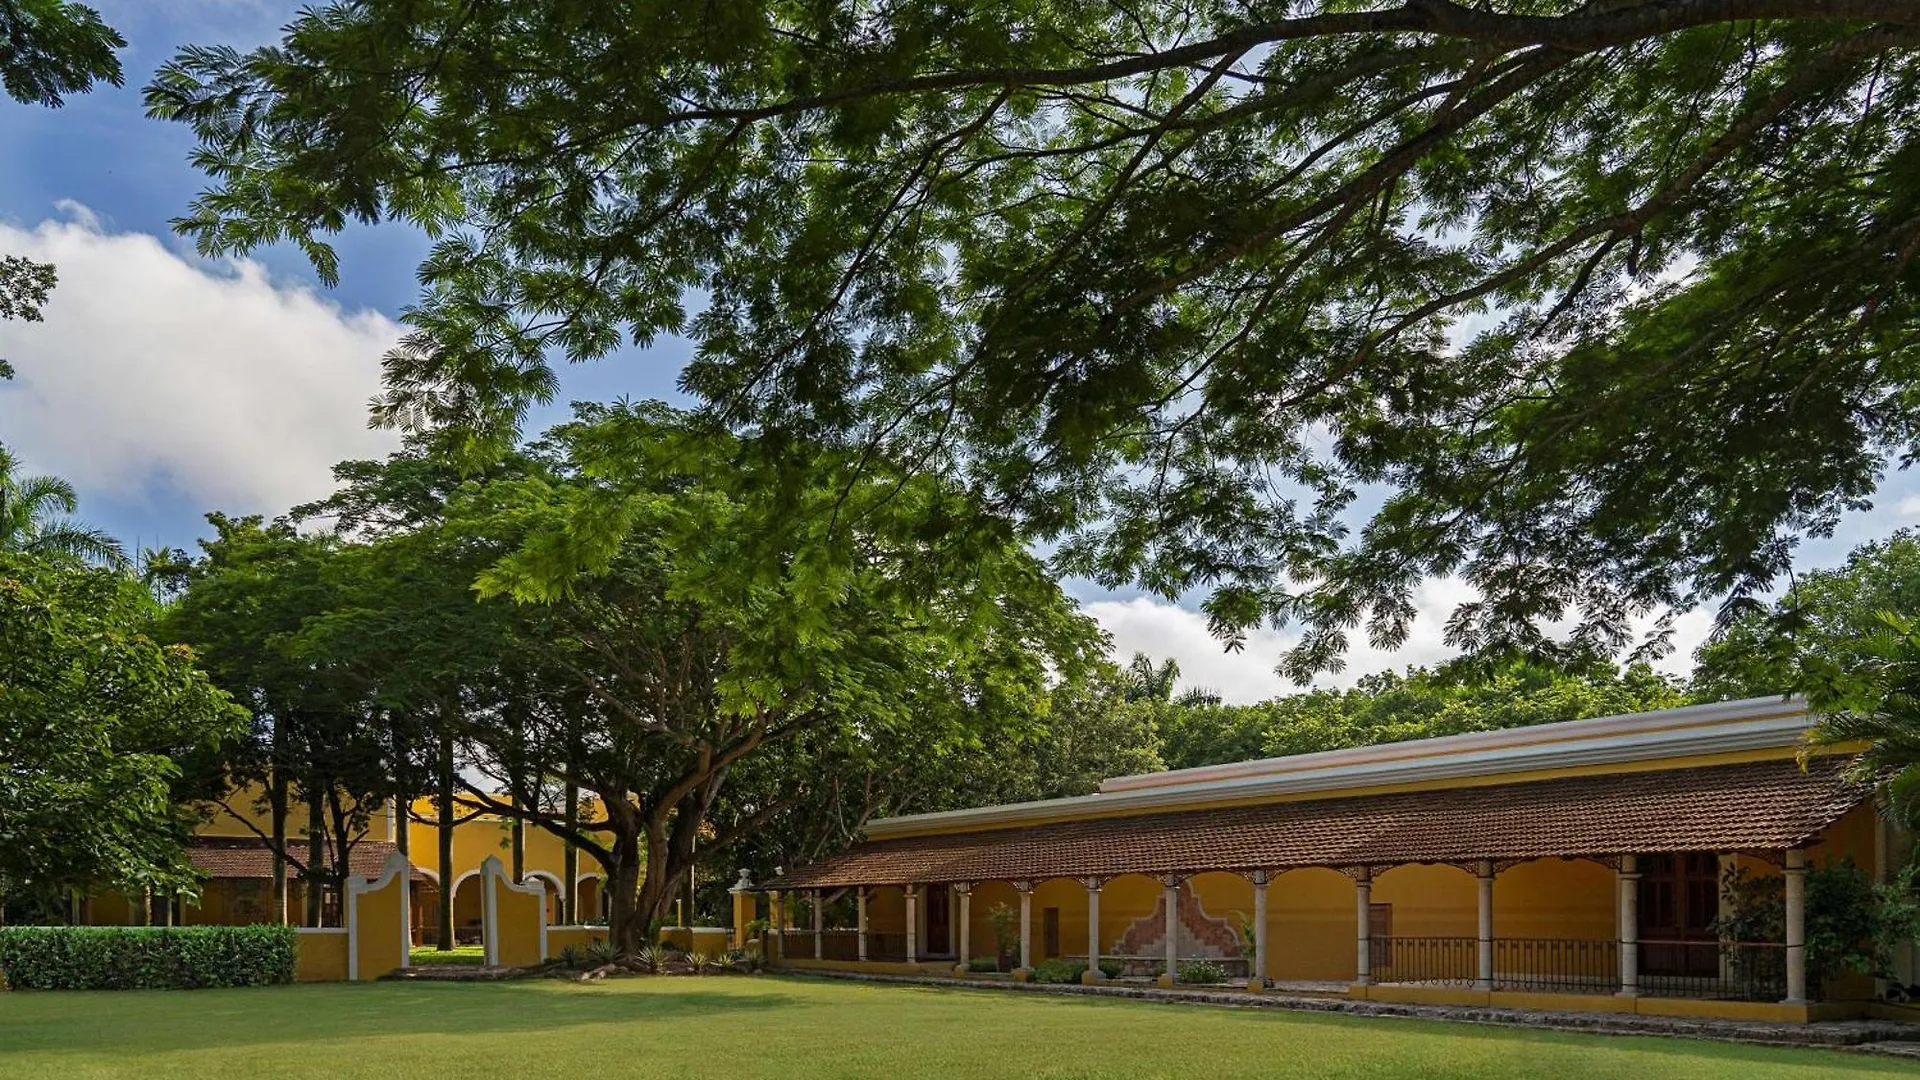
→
(864, 695, 1808, 839)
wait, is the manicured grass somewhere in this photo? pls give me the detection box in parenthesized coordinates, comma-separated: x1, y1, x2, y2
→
(409, 945, 486, 966)
(0, 975, 1903, 1079)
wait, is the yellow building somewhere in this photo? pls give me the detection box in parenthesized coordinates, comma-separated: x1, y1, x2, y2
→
(762, 696, 1910, 1023)
(83, 790, 611, 946)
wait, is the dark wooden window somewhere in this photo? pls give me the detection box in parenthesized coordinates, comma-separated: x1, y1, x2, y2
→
(1639, 852, 1721, 977)
(926, 887, 951, 955)
(1369, 903, 1394, 967)
(1043, 907, 1060, 958)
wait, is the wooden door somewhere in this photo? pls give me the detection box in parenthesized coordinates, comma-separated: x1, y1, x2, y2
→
(1638, 853, 1719, 977)
(926, 886, 952, 955)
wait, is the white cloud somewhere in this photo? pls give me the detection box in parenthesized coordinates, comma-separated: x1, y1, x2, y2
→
(1085, 582, 1715, 705)
(1898, 494, 1920, 519)
(0, 207, 398, 516)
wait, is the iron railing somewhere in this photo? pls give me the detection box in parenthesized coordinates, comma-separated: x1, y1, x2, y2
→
(1637, 940, 1786, 1002)
(1370, 936, 1787, 1001)
(1371, 936, 1475, 985)
(1492, 938, 1618, 993)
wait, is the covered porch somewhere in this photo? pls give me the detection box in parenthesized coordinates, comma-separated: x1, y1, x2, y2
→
(755, 757, 1878, 1020)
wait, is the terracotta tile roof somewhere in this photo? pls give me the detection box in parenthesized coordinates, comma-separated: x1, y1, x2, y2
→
(768, 758, 1867, 888)
(187, 838, 428, 882)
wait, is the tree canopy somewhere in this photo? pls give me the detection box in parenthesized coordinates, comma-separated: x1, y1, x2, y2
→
(147, 0, 1920, 677)
(0, 446, 126, 565)
(0, 551, 244, 917)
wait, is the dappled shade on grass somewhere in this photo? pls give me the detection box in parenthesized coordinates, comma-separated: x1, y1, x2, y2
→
(0, 976, 1904, 1079)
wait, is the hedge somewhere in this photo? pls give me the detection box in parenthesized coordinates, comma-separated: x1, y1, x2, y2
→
(0, 925, 298, 990)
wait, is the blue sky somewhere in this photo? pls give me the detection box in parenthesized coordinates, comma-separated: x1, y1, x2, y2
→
(3, 1, 1917, 700)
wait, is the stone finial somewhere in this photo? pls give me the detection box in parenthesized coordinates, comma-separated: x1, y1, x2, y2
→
(730, 868, 755, 893)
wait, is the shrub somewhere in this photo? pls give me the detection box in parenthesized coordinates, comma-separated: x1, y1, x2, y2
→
(630, 945, 668, 973)
(585, 938, 624, 967)
(557, 944, 586, 970)
(0, 925, 297, 990)
(967, 956, 999, 973)
(1177, 959, 1228, 985)
(720, 948, 763, 974)
(1031, 958, 1085, 983)
(1031, 957, 1119, 983)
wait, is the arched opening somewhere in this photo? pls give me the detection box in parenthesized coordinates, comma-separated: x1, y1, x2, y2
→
(524, 871, 564, 924)
(1267, 866, 1362, 984)
(1370, 863, 1476, 985)
(410, 868, 441, 946)
(450, 870, 485, 947)
(573, 874, 605, 925)
(966, 880, 1022, 972)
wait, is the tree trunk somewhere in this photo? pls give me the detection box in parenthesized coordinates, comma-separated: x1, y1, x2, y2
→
(562, 781, 579, 924)
(269, 772, 289, 925)
(394, 790, 409, 858)
(437, 730, 455, 950)
(304, 789, 325, 927)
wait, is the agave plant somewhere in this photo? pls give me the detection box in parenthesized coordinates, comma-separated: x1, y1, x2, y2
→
(630, 945, 668, 974)
(1803, 611, 1920, 826)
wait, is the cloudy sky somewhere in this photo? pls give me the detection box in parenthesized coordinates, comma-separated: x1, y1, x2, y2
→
(3, 2, 1918, 704)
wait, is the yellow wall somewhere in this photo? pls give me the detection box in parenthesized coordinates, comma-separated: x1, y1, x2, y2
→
(352, 864, 408, 981)
(486, 863, 547, 968)
(195, 782, 394, 843)
(295, 930, 348, 982)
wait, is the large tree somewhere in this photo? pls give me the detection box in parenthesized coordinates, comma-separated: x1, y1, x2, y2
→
(313, 404, 1098, 949)
(0, 551, 243, 919)
(160, 515, 398, 926)
(148, 1, 1920, 677)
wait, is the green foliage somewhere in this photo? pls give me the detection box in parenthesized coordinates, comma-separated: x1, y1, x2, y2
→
(720, 947, 764, 974)
(411, 946, 486, 967)
(0, 0, 123, 108)
(630, 945, 669, 974)
(966, 956, 999, 973)
(1713, 857, 1920, 999)
(1160, 660, 1685, 772)
(556, 944, 586, 970)
(0, 552, 243, 907)
(1229, 913, 1256, 961)
(984, 903, 1019, 970)
(1176, 959, 1227, 985)
(1030, 958, 1089, 984)
(147, 1, 1920, 678)
(585, 939, 624, 968)
(0, 447, 125, 565)
(1031, 957, 1120, 983)
(0, 925, 295, 990)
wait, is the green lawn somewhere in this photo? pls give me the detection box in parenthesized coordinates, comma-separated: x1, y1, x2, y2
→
(0, 975, 1904, 1079)
(409, 945, 487, 966)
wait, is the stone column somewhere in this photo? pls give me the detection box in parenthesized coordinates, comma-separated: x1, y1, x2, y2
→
(1084, 879, 1105, 983)
(1157, 876, 1181, 988)
(1354, 868, 1373, 987)
(770, 889, 784, 961)
(1718, 853, 1738, 983)
(1251, 871, 1270, 990)
(856, 886, 868, 962)
(812, 888, 824, 960)
(1015, 882, 1034, 973)
(728, 869, 757, 951)
(1784, 848, 1808, 1005)
(905, 885, 919, 965)
(1617, 855, 1639, 997)
(1476, 860, 1495, 991)
(954, 884, 973, 975)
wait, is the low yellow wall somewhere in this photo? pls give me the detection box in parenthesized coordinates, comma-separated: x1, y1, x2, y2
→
(548, 926, 608, 956)
(351, 856, 409, 981)
(660, 927, 732, 959)
(295, 930, 348, 982)
(486, 862, 546, 968)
